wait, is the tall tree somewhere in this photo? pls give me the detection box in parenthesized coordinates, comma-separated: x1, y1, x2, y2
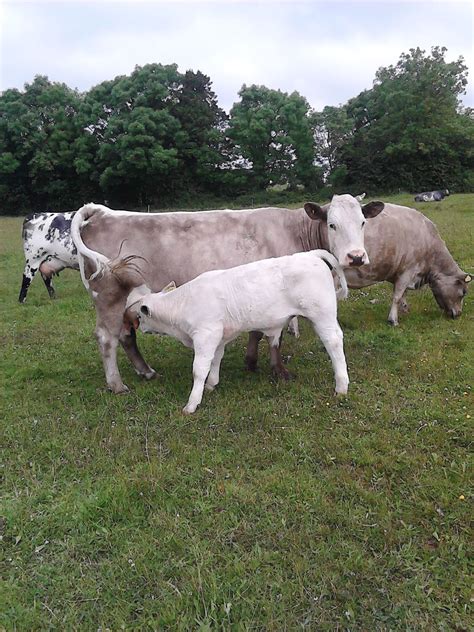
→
(228, 85, 319, 189)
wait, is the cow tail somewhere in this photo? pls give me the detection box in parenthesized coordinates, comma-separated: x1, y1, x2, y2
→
(314, 250, 349, 300)
(71, 204, 110, 289)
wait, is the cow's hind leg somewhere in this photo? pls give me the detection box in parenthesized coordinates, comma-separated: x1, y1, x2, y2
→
(245, 331, 264, 371)
(95, 321, 129, 394)
(311, 320, 349, 395)
(41, 273, 56, 299)
(119, 326, 156, 381)
(18, 262, 38, 303)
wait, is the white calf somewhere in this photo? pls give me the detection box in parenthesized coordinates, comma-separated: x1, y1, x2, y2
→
(125, 250, 349, 414)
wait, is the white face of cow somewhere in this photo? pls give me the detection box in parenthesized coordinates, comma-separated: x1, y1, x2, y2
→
(304, 194, 384, 268)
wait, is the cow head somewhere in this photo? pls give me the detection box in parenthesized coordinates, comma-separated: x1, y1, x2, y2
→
(430, 271, 471, 319)
(304, 194, 384, 267)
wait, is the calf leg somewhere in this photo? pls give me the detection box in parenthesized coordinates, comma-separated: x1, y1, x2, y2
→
(183, 335, 221, 414)
(41, 273, 56, 299)
(311, 320, 349, 395)
(245, 331, 264, 371)
(205, 342, 226, 391)
(287, 316, 300, 338)
(119, 326, 156, 380)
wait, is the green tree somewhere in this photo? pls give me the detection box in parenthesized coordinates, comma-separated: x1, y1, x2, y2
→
(228, 85, 319, 189)
(336, 47, 474, 192)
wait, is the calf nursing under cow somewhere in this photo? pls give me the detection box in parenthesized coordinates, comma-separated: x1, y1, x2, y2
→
(118, 250, 349, 413)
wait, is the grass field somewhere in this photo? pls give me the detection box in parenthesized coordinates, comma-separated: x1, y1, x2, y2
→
(1, 194, 473, 630)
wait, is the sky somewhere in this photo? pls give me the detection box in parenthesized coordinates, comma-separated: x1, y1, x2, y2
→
(0, 0, 472, 112)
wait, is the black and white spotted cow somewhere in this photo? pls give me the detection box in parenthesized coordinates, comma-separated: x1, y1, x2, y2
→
(414, 189, 450, 202)
(19, 211, 79, 303)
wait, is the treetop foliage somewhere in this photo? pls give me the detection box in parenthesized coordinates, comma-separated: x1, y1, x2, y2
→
(1, 48, 472, 215)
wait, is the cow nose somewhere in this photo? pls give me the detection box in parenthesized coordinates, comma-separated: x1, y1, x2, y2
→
(347, 252, 365, 267)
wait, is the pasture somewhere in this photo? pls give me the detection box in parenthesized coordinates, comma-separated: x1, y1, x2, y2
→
(1, 194, 473, 630)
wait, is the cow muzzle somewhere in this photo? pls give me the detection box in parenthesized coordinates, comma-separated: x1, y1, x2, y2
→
(346, 250, 368, 267)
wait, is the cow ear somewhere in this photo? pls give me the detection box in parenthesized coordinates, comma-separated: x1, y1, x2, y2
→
(140, 304, 151, 317)
(304, 202, 327, 221)
(362, 201, 384, 218)
(162, 281, 176, 293)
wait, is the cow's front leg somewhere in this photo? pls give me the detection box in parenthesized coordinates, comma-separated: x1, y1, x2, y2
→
(119, 326, 156, 380)
(96, 323, 129, 394)
(245, 331, 263, 371)
(18, 262, 37, 303)
(183, 335, 220, 414)
(268, 332, 291, 381)
(388, 277, 411, 326)
(41, 273, 56, 299)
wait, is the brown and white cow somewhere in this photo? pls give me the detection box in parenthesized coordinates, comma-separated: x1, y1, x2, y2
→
(71, 195, 383, 393)
(303, 201, 471, 325)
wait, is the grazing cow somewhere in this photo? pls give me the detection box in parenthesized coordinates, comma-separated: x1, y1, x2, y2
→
(414, 189, 450, 202)
(119, 250, 349, 413)
(290, 202, 470, 328)
(71, 196, 383, 393)
(19, 211, 79, 303)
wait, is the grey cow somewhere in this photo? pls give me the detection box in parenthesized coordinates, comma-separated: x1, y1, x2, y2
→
(71, 197, 384, 394)
(414, 189, 450, 202)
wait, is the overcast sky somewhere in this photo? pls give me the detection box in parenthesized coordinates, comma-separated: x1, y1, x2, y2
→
(0, 0, 472, 112)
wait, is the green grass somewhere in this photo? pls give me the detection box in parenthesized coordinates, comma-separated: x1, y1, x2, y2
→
(1, 194, 473, 630)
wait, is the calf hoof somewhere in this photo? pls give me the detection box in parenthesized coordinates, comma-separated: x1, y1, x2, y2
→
(387, 318, 399, 327)
(183, 403, 197, 415)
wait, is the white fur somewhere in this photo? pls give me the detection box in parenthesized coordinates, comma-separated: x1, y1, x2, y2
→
(134, 250, 349, 414)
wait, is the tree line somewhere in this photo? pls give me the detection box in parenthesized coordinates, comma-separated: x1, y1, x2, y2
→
(1, 46, 473, 215)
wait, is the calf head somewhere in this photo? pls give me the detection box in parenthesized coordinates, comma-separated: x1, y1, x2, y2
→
(304, 194, 384, 267)
(430, 272, 471, 319)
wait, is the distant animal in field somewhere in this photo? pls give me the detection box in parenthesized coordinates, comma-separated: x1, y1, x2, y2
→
(414, 189, 450, 202)
(71, 196, 383, 394)
(289, 202, 470, 332)
(19, 211, 79, 303)
(120, 250, 349, 414)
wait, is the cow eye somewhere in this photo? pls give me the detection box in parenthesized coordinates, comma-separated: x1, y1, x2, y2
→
(329, 223, 336, 231)
(361, 221, 366, 228)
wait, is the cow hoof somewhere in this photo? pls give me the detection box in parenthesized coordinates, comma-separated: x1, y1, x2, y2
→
(387, 319, 399, 327)
(109, 383, 130, 394)
(144, 369, 157, 380)
(272, 367, 293, 381)
(245, 360, 259, 372)
(183, 404, 197, 415)
(204, 383, 216, 392)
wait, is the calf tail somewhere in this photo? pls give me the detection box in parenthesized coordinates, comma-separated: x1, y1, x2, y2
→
(313, 250, 348, 300)
(71, 203, 110, 289)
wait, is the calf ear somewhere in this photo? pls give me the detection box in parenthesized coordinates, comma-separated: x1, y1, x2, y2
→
(140, 304, 151, 317)
(362, 201, 384, 218)
(304, 202, 327, 221)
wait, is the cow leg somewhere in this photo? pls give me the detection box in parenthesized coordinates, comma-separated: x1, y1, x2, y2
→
(388, 277, 411, 326)
(268, 333, 291, 381)
(41, 272, 56, 299)
(94, 309, 131, 394)
(245, 331, 264, 371)
(183, 335, 221, 414)
(311, 321, 349, 395)
(399, 292, 410, 314)
(119, 326, 156, 380)
(18, 263, 38, 303)
(205, 341, 226, 391)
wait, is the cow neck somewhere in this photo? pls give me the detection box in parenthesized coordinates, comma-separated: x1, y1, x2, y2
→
(299, 214, 329, 252)
(426, 234, 463, 281)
